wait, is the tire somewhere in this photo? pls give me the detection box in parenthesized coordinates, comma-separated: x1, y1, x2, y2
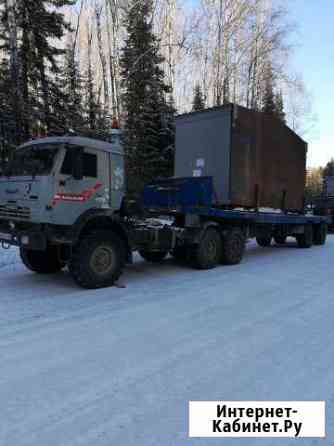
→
(296, 225, 313, 248)
(191, 227, 222, 270)
(139, 250, 168, 262)
(274, 235, 287, 245)
(256, 236, 272, 247)
(221, 228, 246, 265)
(313, 223, 327, 246)
(69, 231, 125, 289)
(20, 246, 63, 274)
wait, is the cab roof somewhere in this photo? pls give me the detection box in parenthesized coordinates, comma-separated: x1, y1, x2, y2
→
(18, 133, 123, 155)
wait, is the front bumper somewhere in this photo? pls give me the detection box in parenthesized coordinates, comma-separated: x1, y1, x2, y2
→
(0, 229, 47, 250)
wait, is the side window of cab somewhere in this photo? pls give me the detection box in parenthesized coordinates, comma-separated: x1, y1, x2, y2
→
(61, 146, 98, 178)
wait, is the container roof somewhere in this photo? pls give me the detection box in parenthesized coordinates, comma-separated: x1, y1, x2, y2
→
(176, 104, 233, 121)
(176, 103, 307, 144)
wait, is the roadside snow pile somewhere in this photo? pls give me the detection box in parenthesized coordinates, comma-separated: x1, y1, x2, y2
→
(0, 246, 20, 270)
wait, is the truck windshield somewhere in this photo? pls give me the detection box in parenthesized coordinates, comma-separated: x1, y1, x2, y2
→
(3, 144, 59, 177)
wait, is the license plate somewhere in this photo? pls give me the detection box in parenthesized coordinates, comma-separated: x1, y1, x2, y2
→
(0, 232, 12, 241)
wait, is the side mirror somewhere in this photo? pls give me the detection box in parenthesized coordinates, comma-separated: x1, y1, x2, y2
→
(71, 146, 83, 180)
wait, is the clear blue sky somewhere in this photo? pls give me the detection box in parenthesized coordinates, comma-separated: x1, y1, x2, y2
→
(290, 0, 333, 167)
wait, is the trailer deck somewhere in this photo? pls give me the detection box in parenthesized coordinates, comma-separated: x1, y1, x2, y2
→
(143, 176, 329, 225)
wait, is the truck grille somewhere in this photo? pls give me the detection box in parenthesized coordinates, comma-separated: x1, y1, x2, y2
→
(0, 205, 31, 221)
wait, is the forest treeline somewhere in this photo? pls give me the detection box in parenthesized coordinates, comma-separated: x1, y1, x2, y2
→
(0, 0, 317, 187)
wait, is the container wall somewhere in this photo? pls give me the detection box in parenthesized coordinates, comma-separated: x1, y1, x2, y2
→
(175, 108, 232, 204)
(229, 107, 260, 207)
(231, 106, 307, 210)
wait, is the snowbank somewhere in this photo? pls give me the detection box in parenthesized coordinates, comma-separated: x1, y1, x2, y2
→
(0, 246, 19, 270)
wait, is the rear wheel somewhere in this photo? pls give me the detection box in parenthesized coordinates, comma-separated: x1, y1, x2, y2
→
(296, 225, 313, 248)
(139, 250, 168, 262)
(313, 223, 327, 246)
(191, 227, 222, 269)
(69, 231, 125, 289)
(221, 228, 246, 265)
(20, 246, 63, 274)
(256, 236, 272, 247)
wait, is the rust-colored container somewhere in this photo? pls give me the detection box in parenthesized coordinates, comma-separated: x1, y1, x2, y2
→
(175, 104, 307, 210)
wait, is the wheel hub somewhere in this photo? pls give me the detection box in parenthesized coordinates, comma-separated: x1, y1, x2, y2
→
(90, 246, 115, 275)
(205, 239, 218, 261)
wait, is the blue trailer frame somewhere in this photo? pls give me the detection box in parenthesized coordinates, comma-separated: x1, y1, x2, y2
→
(143, 176, 329, 226)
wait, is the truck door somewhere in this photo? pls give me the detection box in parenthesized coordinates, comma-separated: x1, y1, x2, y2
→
(54, 146, 108, 224)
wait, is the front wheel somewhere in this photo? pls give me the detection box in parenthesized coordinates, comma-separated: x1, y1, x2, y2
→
(20, 246, 64, 274)
(69, 231, 125, 289)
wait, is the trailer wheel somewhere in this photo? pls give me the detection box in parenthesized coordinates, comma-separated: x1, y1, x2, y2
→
(313, 223, 327, 246)
(221, 228, 246, 265)
(191, 227, 222, 270)
(274, 235, 287, 245)
(296, 225, 313, 248)
(139, 251, 168, 262)
(20, 246, 64, 274)
(69, 231, 125, 289)
(256, 236, 272, 247)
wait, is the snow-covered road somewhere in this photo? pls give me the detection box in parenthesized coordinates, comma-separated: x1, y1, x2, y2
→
(0, 237, 333, 446)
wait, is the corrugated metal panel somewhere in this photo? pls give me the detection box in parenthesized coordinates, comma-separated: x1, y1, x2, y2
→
(175, 107, 232, 204)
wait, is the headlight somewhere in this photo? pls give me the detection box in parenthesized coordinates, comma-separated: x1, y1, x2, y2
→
(21, 236, 29, 245)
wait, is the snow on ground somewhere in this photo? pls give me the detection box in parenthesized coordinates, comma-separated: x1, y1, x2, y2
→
(0, 237, 334, 446)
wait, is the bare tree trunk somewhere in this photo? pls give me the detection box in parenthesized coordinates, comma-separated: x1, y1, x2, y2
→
(106, 0, 121, 119)
(73, 0, 85, 56)
(214, 0, 223, 105)
(95, 2, 109, 115)
(86, 22, 96, 130)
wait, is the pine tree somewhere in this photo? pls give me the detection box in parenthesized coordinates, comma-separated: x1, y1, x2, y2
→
(262, 64, 276, 115)
(120, 0, 174, 191)
(82, 29, 98, 132)
(0, 0, 75, 141)
(81, 28, 106, 136)
(0, 0, 24, 145)
(61, 42, 85, 132)
(274, 90, 286, 124)
(84, 61, 100, 132)
(160, 95, 176, 176)
(0, 59, 17, 164)
(192, 84, 205, 111)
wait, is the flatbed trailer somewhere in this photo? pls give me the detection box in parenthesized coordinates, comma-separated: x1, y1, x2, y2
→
(132, 176, 329, 270)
